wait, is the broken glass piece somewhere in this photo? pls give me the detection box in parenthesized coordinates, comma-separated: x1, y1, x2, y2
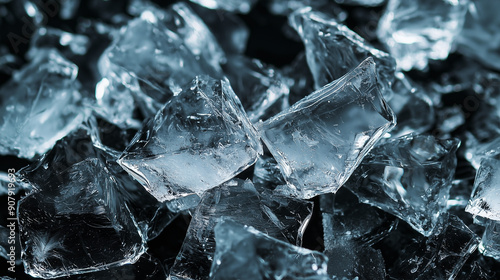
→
(188, 0, 257, 13)
(18, 158, 146, 278)
(377, 0, 469, 71)
(289, 8, 396, 91)
(347, 134, 460, 236)
(27, 27, 90, 59)
(479, 220, 500, 261)
(210, 219, 329, 280)
(0, 49, 86, 159)
(223, 54, 290, 123)
(390, 215, 479, 280)
(457, 0, 500, 70)
(118, 76, 262, 204)
(259, 57, 396, 199)
(334, 0, 385, 6)
(466, 155, 500, 220)
(170, 179, 313, 280)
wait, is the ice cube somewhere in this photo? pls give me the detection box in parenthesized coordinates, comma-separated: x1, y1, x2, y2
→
(188, 0, 258, 13)
(466, 155, 500, 221)
(479, 219, 500, 261)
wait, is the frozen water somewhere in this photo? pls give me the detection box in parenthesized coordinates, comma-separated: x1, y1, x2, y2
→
(188, 0, 257, 13)
(223, 54, 290, 123)
(466, 155, 500, 221)
(378, 0, 469, 71)
(170, 179, 313, 280)
(289, 8, 396, 91)
(479, 220, 500, 261)
(27, 27, 90, 59)
(259, 57, 396, 199)
(118, 76, 262, 205)
(347, 134, 460, 236)
(0, 49, 86, 159)
(334, 0, 385, 6)
(252, 153, 287, 191)
(210, 219, 328, 280)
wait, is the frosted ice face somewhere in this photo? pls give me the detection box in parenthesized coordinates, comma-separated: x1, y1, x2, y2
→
(347, 134, 460, 236)
(289, 8, 396, 91)
(377, 0, 469, 71)
(479, 220, 500, 261)
(210, 219, 328, 280)
(466, 156, 500, 220)
(118, 76, 262, 204)
(188, 0, 258, 13)
(18, 159, 146, 279)
(170, 179, 313, 280)
(259, 57, 396, 199)
(0, 49, 86, 159)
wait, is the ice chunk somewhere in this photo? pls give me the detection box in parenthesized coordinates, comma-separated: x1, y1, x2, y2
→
(118, 76, 262, 204)
(390, 215, 479, 279)
(170, 179, 313, 280)
(223, 54, 290, 123)
(457, 0, 500, 70)
(334, 0, 385, 6)
(347, 134, 460, 236)
(0, 49, 86, 159)
(210, 219, 328, 280)
(259, 57, 396, 199)
(268, 0, 346, 17)
(27, 27, 90, 58)
(377, 0, 469, 71)
(188, 0, 257, 13)
(18, 158, 146, 278)
(252, 153, 287, 191)
(466, 155, 500, 220)
(479, 220, 500, 261)
(289, 8, 396, 91)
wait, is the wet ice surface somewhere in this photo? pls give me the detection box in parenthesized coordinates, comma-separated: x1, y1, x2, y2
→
(466, 156, 500, 221)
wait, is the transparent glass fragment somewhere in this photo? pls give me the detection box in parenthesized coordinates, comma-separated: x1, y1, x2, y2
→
(466, 155, 500, 220)
(259, 57, 396, 199)
(347, 134, 460, 236)
(479, 220, 500, 261)
(210, 219, 329, 280)
(188, 0, 258, 13)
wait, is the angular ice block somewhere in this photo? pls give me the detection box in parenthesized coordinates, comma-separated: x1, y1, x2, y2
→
(118, 76, 262, 204)
(210, 219, 329, 280)
(377, 0, 469, 70)
(479, 220, 500, 261)
(466, 156, 500, 220)
(259, 57, 396, 199)
(347, 134, 460, 236)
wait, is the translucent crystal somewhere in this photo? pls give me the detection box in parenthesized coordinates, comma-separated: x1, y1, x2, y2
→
(27, 27, 90, 58)
(118, 76, 262, 205)
(210, 219, 329, 280)
(0, 49, 86, 159)
(479, 220, 500, 261)
(466, 155, 500, 220)
(259, 57, 396, 199)
(188, 0, 257, 13)
(170, 179, 313, 280)
(223, 54, 290, 123)
(457, 0, 500, 70)
(289, 8, 396, 90)
(347, 134, 460, 236)
(334, 0, 385, 6)
(252, 153, 286, 191)
(18, 158, 146, 278)
(377, 0, 469, 71)
(390, 215, 479, 279)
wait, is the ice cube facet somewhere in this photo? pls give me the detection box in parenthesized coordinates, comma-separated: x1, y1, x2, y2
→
(466, 156, 500, 220)
(479, 220, 500, 261)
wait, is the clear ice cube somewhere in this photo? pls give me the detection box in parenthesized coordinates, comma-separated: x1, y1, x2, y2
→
(466, 155, 500, 220)
(347, 134, 460, 236)
(479, 220, 500, 261)
(377, 0, 469, 71)
(259, 57, 396, 199)
(210, 219, 329, 280)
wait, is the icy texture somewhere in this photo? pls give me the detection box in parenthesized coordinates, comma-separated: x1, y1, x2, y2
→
(466, 156, 500, 220)
(479, 220, 500, 261)
(0, 49, 86, 159)
(223, 54, 290, 123)
(27, 27, 90, 59)
(119, 76, 262, 205)
(18, 158, 146, 278)
(259, 57, 396, 199)
(390, 215, 479, 279)
(347, 134, 460, 236)
(252, 153, 287, 191)
(170, 179, 313, 280)
(289, 8, 396, 90)
(188, 0, 257, 13)
(377, 0, 469, 71)
(334, 0, 385, 6)
(210, 219, 328, 280)
(457, 0, 500, 70)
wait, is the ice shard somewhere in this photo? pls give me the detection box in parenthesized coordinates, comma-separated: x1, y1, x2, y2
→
(259, 57, 396, 199)
(210, 219, 329, 280)
(479, 220, 500, 261)
(466, 155, 500, 220)
(0, 49, 86, 159)
(170, 179, 313, 280)
(390, 215, 479, 280)
(118, 76, 262, 205)
(18, 158, 146, 278)
(289, 8, 396, 91)
(347, 134, 460, 236)
(223, 54, 290, 123)
(377, 0, 469, 71)
(188, 0, 258, 14)
(252, 153, 287, 191)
